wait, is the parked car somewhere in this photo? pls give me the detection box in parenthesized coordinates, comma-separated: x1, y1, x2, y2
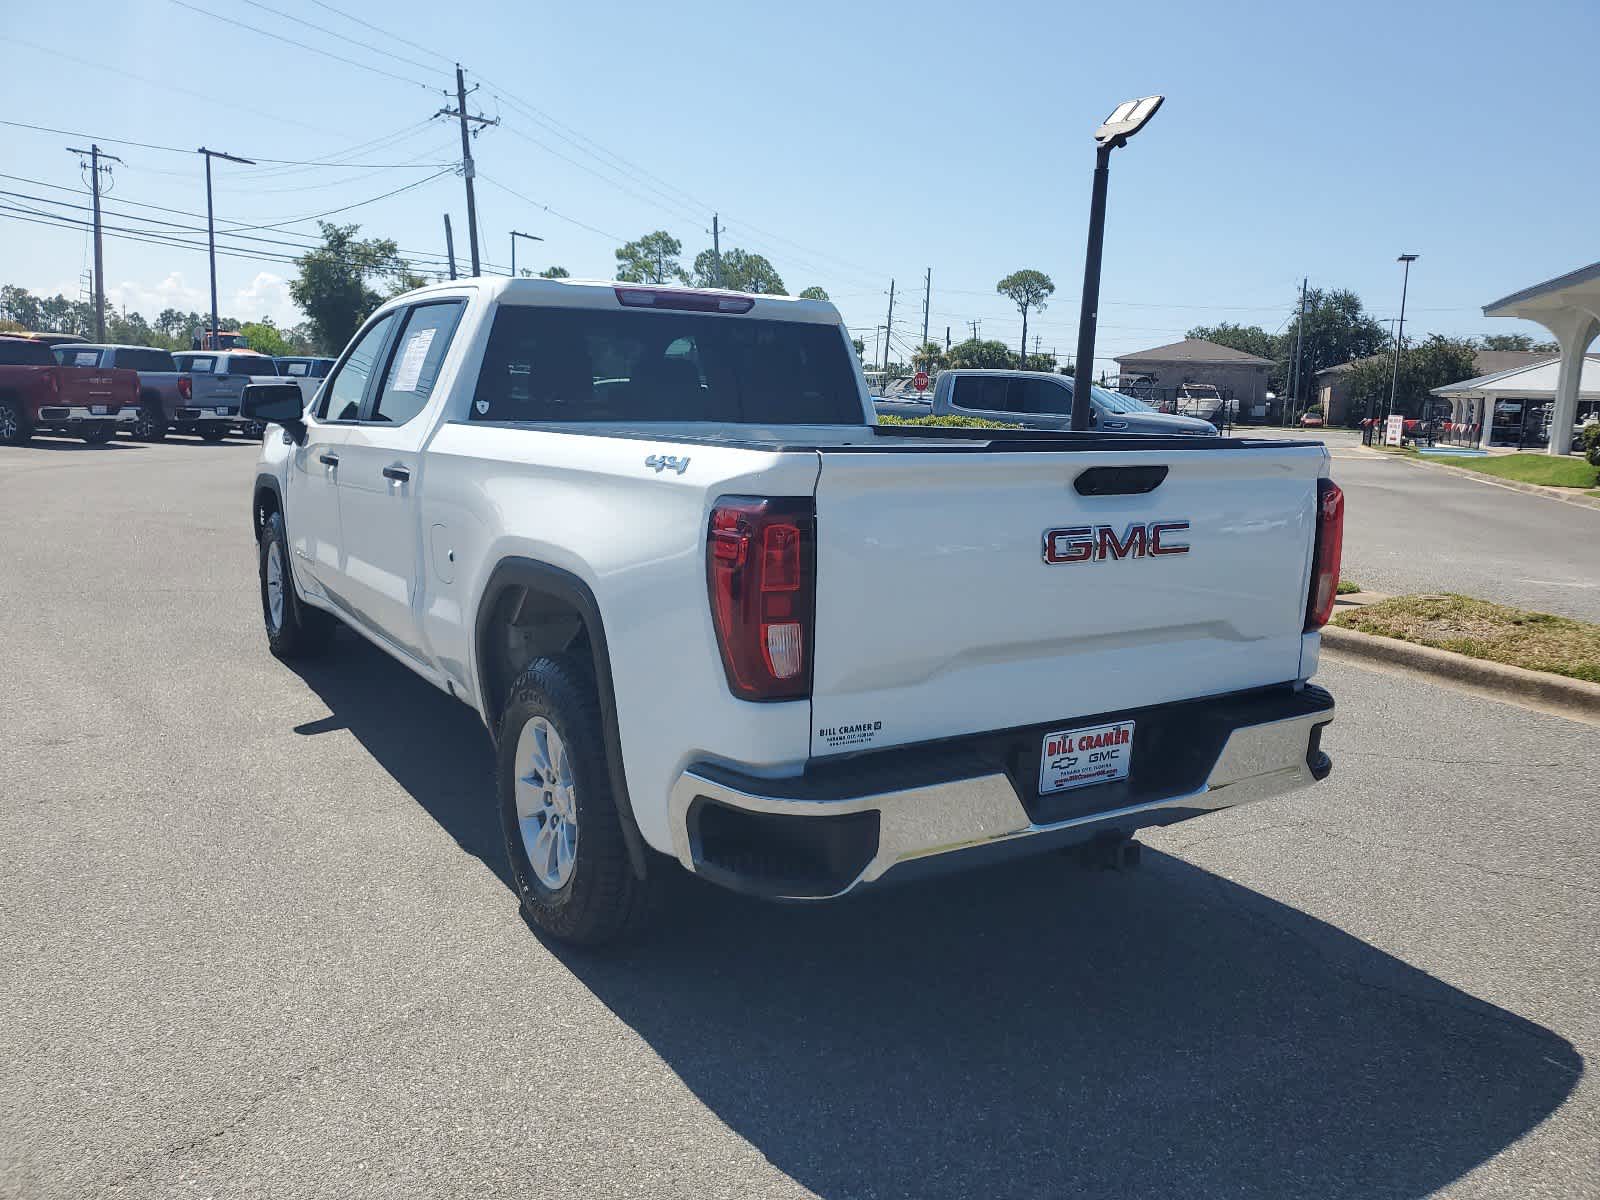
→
(172, 350, 281, 441)
(905, 370, 1218, 435)
(245, 278, 1339, 944)
(51, 344, 194, 441)
(273, 355, 337, 410)
(1299, 412, 1325, 428)
(0, 335, 140, 444)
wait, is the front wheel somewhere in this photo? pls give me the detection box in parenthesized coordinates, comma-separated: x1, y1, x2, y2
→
(259, 511, 335, 659)
(82, 422, 115, 445)
(0, 400, 31, 446)
(497, 656, 654, 945)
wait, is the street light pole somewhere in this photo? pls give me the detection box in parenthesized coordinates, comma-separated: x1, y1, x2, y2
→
(1386, 253, 1418, 427)
(196, 147, 255, 348)
(510, 230, 543, 278)
(1070, 96, 1164, 432)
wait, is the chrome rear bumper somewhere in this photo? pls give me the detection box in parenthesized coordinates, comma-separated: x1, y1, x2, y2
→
(668, 686, 1333, 900)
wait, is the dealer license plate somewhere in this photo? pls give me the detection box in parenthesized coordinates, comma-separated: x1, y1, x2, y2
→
(1039, 719, 1135, 795)
(90, 405, 109, 416)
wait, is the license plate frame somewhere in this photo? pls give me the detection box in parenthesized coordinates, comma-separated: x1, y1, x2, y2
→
(90, 405, 109, 416)
(1038, 719, 1135, 796)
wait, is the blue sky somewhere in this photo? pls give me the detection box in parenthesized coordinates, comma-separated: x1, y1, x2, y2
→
(1, 0, 1592, 365)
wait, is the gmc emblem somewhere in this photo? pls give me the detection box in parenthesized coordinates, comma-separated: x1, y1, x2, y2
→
(1043, 521, 1190, 564)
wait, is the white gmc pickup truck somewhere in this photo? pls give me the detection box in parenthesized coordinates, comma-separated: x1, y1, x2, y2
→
(245, 278, 1341, 944)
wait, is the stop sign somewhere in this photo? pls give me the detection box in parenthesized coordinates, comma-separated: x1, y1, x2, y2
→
(913, 370, 930, 392)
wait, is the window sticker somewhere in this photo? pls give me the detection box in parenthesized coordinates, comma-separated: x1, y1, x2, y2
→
(390, 326, 437, 393)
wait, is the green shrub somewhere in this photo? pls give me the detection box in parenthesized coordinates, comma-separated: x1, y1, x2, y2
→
(1583, 422, 1600, 468)
(877, 414, 1020, 429)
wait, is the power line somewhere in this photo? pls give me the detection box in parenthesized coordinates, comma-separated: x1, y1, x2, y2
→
(478, 176, 627, 244)
(235, 0, 443, 74)
(218, 169, 454, 232)
(305, 0, 457, 66)
(0, 117, 452, 169)
(168, 0, 437, 91)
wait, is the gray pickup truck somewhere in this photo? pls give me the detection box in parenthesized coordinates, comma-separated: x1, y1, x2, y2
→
(172, 351, 281, 441)
(52, 344, 193, 441)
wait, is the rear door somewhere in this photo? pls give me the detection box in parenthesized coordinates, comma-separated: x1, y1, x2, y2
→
(945, 374, 1072, 429)
(808, 442, 1325, 757)
(332, 299, 466, 659)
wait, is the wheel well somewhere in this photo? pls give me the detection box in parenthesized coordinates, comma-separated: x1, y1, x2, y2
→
(479, 582, 594, 734)
(252, 484, 281, 539)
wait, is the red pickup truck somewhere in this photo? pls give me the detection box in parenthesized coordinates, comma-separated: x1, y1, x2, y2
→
(0, 335, 141, 445)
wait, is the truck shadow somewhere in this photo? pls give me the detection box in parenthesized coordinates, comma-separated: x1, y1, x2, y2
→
(290, 637, 1581, 1200)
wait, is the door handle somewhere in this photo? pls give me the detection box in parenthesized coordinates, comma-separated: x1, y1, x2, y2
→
(319, 453, 339, 467)
(382, 464, 411, 483)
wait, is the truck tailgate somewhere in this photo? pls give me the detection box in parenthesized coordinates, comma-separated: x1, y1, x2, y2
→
(809, 443, 1326, 756)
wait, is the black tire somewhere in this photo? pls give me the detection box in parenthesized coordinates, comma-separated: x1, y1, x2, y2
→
(131, 403, 167, 442)
(496, 655, 654, 945)
(258, 511, 335, 659)
(0, 399, 31, 446)
(199, 426, 228, 443)
(82, 422, 115, 445)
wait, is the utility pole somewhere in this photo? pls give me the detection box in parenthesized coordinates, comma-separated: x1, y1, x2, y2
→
(711, 213, 724, 286)
(197, 147, 255, 348)
(510, 229, 543, 278)
(1287, 277, 1308, 425)
(66, 144, 122, 341)
(881, 279, 895, 371)
(435, 65, 498, 276)
(443, 214, 457, 279)
(968, 319, 981, 341)
(921, 267, 931, 348)
(945, 325, 951, 351)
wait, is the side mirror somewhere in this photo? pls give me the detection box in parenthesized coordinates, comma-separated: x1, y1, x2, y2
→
(243, 382, 307, 442)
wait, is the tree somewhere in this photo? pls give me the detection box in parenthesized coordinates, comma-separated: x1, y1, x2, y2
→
(851, 336, 866, 360)
(1341, 335, 1478, 420)
(1281, 288, 1389, 406)
(615, 231, 686, 284)
(0, 284, 42, 329)
(239, 317, 293, 358)
(106, 309, 155, 347)
(946, 338, 1016, 369)
(691, 247, 786, 294)
(289, 222, 415, 353)
(912, 341, 946, 371)
(995, 270, 1054, 366)
(1187, 321, 1277, 362)
(798, 286, 830, 301)
(538, 266, 570, 279)
(1478, 333, 1533, 351)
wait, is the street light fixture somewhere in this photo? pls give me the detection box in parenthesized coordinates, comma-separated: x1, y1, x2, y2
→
(1071, 96, 1164, 431)
(1386, 253, 1419, 429)
(510, 229, 543, 278)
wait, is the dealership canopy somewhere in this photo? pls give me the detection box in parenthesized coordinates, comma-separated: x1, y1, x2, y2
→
(1483, 261, 1600, 455)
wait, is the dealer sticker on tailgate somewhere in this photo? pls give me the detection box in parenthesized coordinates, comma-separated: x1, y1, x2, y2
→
(1039, 720, 1135, 795)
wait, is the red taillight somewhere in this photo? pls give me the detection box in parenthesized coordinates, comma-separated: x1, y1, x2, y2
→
(707, 496, 815, 700)
(1305, 478, 1345, 630)
(615, 286, 755, 314)
(178, 376, 192, 400)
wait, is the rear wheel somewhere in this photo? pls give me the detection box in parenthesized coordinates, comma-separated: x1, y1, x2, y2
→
(82, 422, 115, 445)
(259, 511, 335, 659)
(0, 400, 30, 446)
(199, 426, 228, 443)
(131, 404, 167, 441)
(497, 656, 654, 945)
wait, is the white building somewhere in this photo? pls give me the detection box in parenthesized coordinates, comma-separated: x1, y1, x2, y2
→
(1432, 356, 1600, 449)
(1483, 263, 1600, 454)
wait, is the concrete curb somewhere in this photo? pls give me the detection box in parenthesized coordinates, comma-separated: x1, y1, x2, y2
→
(1321, 624, 1600, 724)
(1398, 454, 1600, 511)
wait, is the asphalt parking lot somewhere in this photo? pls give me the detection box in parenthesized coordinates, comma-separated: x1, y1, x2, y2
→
(2, 436, 1596, 1199)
